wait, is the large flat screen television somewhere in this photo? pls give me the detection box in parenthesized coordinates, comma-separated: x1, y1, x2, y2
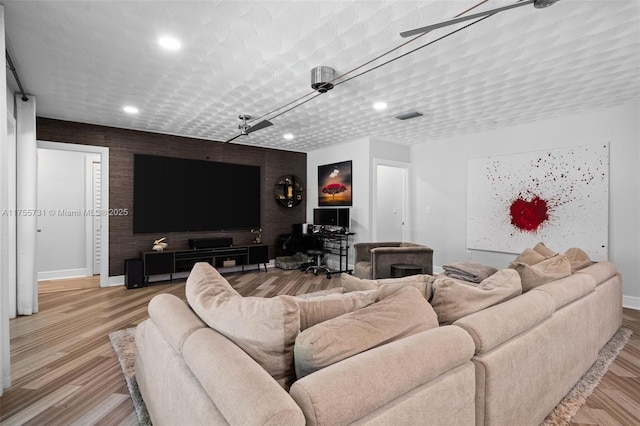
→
(133, 154, 261, 233)
(313, 208, 350, 228)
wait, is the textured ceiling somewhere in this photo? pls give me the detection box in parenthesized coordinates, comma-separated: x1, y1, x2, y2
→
(3, 0, 639, 152)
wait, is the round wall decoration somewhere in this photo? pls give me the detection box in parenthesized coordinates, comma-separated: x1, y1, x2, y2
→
(275, 175, 303, 208)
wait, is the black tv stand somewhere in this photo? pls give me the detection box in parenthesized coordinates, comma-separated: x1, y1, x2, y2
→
(141, 244, 269, 282)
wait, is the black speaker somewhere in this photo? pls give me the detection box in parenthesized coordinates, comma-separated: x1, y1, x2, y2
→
(188, 237, 233, 249)
(125, 258, 145, 289)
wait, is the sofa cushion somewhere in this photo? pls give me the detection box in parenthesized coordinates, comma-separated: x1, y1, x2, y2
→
(530, 273, 596, 310)
(509, 254, 572, 292)
(513, 248, 547, 265)
(453, 290, 555, 354)
(341, 273, 433, 300)
(430, 269, 522, 325)
(533, 241, 557, 257)
(294, 286, 438, 379)
(564, 247, 592, 272)
(292, 290, 379, 331)
(340, 273, 378, 292)
(185, 262, 300, 390)
(575, 261, 618, 284)
(353, 261, 373, 280)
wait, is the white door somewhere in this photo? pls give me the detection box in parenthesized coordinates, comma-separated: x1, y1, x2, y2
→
(375, 164, 407, 242)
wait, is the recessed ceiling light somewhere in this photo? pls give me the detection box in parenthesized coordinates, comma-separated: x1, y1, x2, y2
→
(123, 105, 139, 114)
(373, 101, 388, 111)
(158, 36, 181, 51)
(283, 133, 295, 140)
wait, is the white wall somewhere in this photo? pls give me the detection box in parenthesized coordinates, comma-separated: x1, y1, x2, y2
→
(411, 100, 640, 307)
(307, 137, 412, 269)
(307, 137, 371, 249)
(36, 148, 92, 279)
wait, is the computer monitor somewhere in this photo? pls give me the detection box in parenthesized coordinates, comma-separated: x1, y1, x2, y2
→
(313, 208, 350, 228)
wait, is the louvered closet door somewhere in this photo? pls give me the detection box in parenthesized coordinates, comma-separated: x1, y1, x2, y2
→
(92, 161, 102, 273)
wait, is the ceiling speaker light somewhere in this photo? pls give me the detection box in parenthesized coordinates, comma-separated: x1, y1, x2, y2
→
(373, 101, 388, 111)
(158, 36, 181, 50)
(395, 111, 423, 120)
(123, 105, 139, 114)
(311, 66, 336, 93)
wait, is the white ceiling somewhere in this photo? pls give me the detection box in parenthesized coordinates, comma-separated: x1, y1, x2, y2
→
(3, 0, 639, 152)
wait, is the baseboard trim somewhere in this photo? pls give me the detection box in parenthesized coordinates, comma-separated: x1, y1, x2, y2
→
(623, 295, 640, 311)
(38, 268, 89, 281)
(108, 275, 125, 287)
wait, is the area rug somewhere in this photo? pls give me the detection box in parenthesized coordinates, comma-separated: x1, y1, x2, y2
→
(109, 328, 151, 426)
(110, 326, 632, 426)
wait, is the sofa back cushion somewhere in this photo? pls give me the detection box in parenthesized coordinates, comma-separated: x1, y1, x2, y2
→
(513, 248, 547, 265)
(341, 273, 434, 300)
(294, 286, 438, 379)
(186, 262, 300, 390)
(533, 241, 557, 257)
(564, 247, 592, 272)
(509, 254, 572, 293)
(430, 269, 522, 325)
(292, 290, 379, 331)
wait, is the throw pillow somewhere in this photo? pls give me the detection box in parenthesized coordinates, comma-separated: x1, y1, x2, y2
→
(532, 242, 557, 257)
(185, 262, 300, 390)
(340, 272, 378, 292)
(513, 248, 547, 266)
(291, 290, 379, 331)
(376, 275, 434, 300)
(508, 254, 572, 293)
(564, 247, 592, 272)
(341, 273, 433, 300)
(294, 286, 438, 379)
(430, 269, 522, 325)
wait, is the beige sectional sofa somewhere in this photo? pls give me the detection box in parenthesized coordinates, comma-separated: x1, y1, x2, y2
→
(135, 247, 622, 426)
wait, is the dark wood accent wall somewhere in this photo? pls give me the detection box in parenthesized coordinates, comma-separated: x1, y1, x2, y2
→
(36, 118, 307, 277)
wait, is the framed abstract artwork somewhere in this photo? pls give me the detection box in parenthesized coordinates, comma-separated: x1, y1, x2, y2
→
(467, 143, 609, 260)
(318, 160, 352, 206)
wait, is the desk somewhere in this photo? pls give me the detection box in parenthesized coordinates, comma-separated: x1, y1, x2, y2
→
(305, 231, 354, 278)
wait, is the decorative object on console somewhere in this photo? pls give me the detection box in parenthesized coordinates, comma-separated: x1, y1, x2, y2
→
(152, 237, 167, 252)
(275, 175, 304, 208)
(467, 143, 609, 260)
(318, 160, 352, 206)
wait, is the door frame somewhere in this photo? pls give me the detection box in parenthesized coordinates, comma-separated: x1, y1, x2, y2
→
(372, 158, 410, 242)
(36, 141, 110, 287)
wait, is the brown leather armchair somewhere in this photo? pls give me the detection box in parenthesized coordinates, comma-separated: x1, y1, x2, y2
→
(353, 242, 434, 279)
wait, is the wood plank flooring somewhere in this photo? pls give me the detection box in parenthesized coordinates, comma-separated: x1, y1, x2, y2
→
(0, 269, 638, 425)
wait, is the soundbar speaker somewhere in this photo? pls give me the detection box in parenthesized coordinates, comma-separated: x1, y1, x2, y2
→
(188, 237, 233, 249)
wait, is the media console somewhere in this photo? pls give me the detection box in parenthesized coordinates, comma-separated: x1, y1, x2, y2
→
(141, 244, 269, 282)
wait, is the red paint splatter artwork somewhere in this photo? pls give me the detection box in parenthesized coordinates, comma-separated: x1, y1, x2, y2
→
(509, 195, 549, 232)
(466, 143, 609, 260)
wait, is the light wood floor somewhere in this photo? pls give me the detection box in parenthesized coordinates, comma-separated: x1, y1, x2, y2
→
(0, 270, 638, 425)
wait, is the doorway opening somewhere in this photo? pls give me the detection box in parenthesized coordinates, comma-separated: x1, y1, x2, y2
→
(36, 141, 109, 287)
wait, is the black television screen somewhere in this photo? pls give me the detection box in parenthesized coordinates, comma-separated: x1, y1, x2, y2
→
(133, 154, 261, 233)
(313, 208, 350, 228)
